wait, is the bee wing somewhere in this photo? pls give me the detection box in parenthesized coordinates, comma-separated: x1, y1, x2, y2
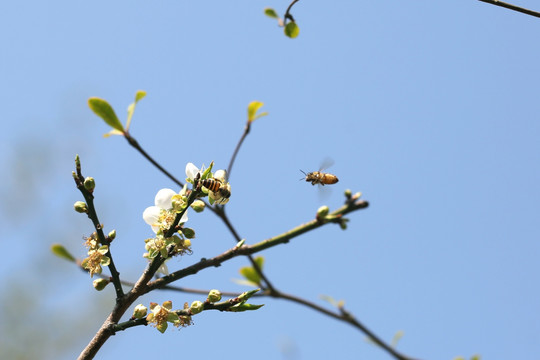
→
(318, 182, 332, 200)
(319, 158, 334, 172)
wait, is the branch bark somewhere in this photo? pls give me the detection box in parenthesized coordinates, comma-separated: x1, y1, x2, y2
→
(478, 0, 540, 18)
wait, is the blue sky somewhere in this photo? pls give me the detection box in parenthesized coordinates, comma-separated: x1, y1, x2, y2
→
(1, 1, 539, 359)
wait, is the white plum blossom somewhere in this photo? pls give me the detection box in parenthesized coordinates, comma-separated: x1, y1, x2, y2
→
(185, 161, 231, 205)
(213, 169, 227, 183)
(185, 163, 205, 182)
(143, 188, 188, 234)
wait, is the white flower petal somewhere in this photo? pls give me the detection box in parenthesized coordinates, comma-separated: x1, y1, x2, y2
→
(154, 188, 177, 209)
(180, 209, 189, 224)
(214, 169, 227, 182)
(143, 206, 161, 226)
(185, 163, 199, 181)
(157, 260, 169, 275)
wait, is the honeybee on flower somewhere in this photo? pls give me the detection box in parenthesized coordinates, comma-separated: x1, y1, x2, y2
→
(186, 162, 231, 205)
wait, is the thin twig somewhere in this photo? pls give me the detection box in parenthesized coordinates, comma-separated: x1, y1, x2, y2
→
(284, 0, 301, 24)
(227, 121, 250, 179)
(146, 198, 369, 292)
(224, 114, 277, 291)
(477, 0, 540, 18)
(124, 133, 184, 188)
(73, 158, 124, 300)
(123, 132, 219, 216)
(218, 207, 277, 291)
(270, 290, 417, 360)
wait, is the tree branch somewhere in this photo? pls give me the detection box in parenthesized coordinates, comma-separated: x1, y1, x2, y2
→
(269, 289, 418, 360)
(477, 0, 540, 18)
(284, 0, 301, 24)
(146, 197, 369, 292)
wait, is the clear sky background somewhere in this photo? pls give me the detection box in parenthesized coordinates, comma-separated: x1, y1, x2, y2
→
(1, 1, 539, 359)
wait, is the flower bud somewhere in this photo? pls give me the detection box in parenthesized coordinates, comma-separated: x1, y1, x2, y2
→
(133, 304, 148, 319)
(84, 177, 95, 192)
(181, 227, 196, 239)
(344, 189, 352, 198)
(162, 300, 173, 311)
(190, 300, 204, 314)
(190, 200, 205, 213)
(171, 197, 185, 213)
(92, 278, 109, 291)
(317, 206, 329, 218)
(207, 289, 222, 303)
(108, 229, 116, 241)
(74, 201, 88, 213)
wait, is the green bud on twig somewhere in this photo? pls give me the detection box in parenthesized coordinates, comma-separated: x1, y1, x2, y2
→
(74, 201, 88, 213)
(190, 200, 205, 213)
(84, 177, 95, 192)
(190, 301, 204, 315)
(132, 304, 148, 319)
(207, 289, 222, 303)
(93, 278, 109, 291)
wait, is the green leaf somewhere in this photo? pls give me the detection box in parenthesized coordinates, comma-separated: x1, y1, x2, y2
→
(284, 22, 300, 38)
(247, 101, 268, 123)
(51, 244, 76, 262)
(239, 266, 261, 285)
(135, 90, 147, 103)
(231, 278, 260, 287)
(236, 239, 246, 248)
(390, 330, 404, 348)
(228, 303, 264, 312)
(254, 256, 264, 269)
(320, 294, 338, 306)
(264, 8, 279, 19)
(88, 97, 124, 132)
(126, 90, 147, 131)
(201, 161, 214, 180)
(238, 289, 260, 301)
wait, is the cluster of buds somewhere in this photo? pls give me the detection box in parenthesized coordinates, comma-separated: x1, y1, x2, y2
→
(134, 290, 224, 333)
(316, 205, 349, 229)
(143, 234, 192, 261)
(145, 301, 187, 333)
(140, 301, 194, 333)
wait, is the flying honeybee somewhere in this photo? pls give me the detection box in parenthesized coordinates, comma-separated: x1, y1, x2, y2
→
(201, 178, 231, 204)
(300, 170, 339, 186)
(300, 159, 339, 186)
